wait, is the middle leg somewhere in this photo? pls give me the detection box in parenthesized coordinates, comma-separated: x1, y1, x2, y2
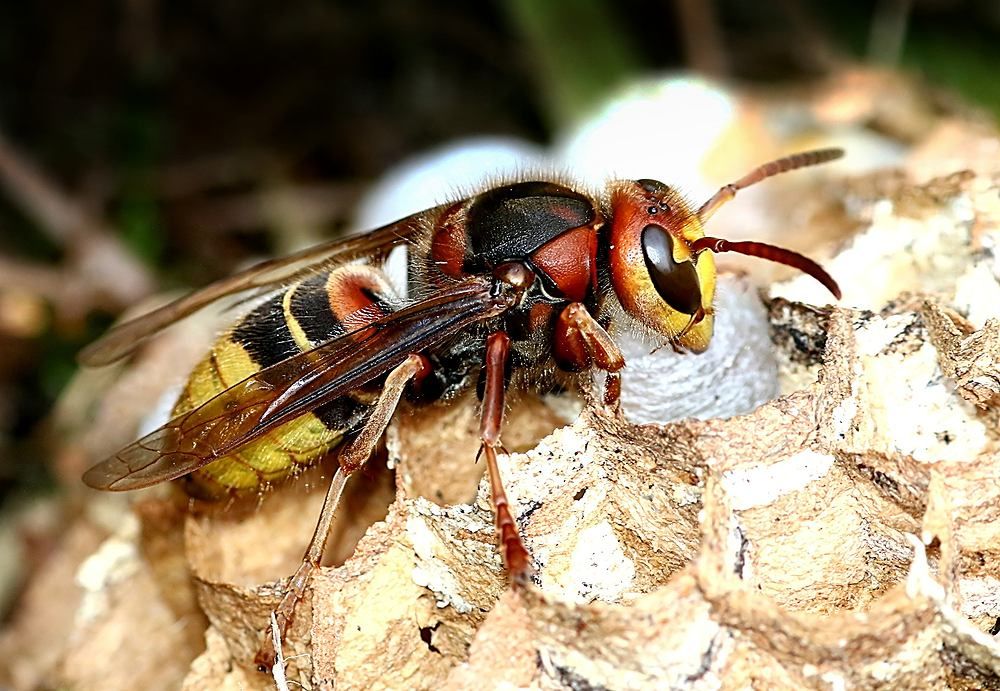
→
(479, 331, 532, 582)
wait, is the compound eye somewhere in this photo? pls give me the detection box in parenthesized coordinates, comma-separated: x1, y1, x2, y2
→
(640, 224, 702, 315)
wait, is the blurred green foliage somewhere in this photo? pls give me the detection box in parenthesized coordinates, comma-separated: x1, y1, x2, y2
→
(505, 0, 640, 128)
(902, 24, 1000, 118)
(816, 1, 1000, 118)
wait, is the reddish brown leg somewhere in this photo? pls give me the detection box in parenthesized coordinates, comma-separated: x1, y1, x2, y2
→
(553, 303, 626, 410)
(340, 354, 430, 472)
(604, 371, 622, 409)
(480, 331, 532, 583)
(255, 353, 428, 671)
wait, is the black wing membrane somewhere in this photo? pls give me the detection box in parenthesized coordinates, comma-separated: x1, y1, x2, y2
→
(82, 277, 511, 491)
(79, 208, 441, 366)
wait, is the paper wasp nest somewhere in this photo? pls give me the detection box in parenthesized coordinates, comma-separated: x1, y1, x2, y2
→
(4, 113, 1000, 691)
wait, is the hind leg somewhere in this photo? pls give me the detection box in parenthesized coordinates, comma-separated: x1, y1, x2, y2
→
(255, 353, 430, 671)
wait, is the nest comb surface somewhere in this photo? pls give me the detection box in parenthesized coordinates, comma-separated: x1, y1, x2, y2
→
(3, 143, 1000, 691)
(181, 163, 1000, 689)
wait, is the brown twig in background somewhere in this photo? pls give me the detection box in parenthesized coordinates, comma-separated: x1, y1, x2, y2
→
(672, 0, 727, 78)
(0, 129, 154, 324)
(774, 0, 847, 73)
(868, 0, 913, 66)
(170, 181, 363, 246)
(154, 150, 280, 199)
(0, 132, 108, 247)
(0, 256, 87, 322)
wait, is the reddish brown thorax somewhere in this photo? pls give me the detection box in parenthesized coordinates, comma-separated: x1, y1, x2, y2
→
(429, 201, 469, 279)
(528, 218, 600, 303)
(429, 182, 602, 304)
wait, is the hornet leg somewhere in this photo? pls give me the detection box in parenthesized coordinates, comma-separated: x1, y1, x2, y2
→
(479, 331, 532, 583)
(255, 353, 429, 671)
(553, 303, 626, 411)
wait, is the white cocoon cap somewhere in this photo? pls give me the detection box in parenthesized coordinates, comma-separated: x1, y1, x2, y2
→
(352, 136, 548, 230)
(555, 75, 736, 195)
(617, 274, 778, 424)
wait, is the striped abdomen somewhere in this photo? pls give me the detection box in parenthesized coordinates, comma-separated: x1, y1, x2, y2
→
(175, 265, 397, 496)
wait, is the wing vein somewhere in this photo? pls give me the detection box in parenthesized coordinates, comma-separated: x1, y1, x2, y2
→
(82, 276, 511, 491)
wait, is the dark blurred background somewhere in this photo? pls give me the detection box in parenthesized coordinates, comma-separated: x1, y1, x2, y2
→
(1, 0, 999, 522)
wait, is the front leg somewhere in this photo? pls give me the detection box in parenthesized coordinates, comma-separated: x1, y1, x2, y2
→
(553, 303, 626, 410)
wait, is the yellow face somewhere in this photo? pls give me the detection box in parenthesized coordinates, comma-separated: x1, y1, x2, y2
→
(607, 179, 716, 353)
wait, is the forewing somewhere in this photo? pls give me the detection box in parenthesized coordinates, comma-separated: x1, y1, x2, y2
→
(82, 277, 509, 491)
(79, 208, 440, 366)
